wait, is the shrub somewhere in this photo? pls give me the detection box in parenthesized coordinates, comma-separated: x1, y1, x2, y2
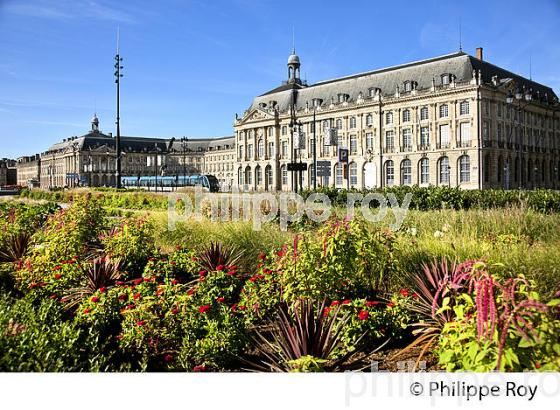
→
(0, 295, 114, 371)
(101, 217, 157, 276)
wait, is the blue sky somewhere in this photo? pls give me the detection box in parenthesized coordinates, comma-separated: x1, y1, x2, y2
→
(1, 0, 559, 159)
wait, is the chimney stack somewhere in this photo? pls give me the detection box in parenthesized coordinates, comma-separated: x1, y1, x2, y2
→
(476, 47, 483, 61)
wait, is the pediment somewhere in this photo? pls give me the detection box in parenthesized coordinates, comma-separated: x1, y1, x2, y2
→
(238, 108, 276, 125)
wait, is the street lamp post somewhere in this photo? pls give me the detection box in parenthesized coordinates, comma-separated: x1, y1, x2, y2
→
(506, 87, 532, 189)
(180, 136, 188, 187)
(114, 32, 124, 189)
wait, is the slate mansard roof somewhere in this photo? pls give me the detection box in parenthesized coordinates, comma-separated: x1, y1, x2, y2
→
(44, 132, 234, 155)
(248, 52, 558, 113)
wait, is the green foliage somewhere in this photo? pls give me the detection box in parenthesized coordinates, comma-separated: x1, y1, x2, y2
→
(277, 219, 397, 304)
(0, 295, 114, 371)
(29, 195, 106, 266)
(101, 218, 156, 276)
(437, 292, 560, 371)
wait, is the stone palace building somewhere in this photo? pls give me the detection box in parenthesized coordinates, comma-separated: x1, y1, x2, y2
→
(15, 47, 560, 192)
(234, 47, 560, 191)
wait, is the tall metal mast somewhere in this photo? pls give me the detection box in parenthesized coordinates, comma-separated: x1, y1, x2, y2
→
(114, 28, 123, 188)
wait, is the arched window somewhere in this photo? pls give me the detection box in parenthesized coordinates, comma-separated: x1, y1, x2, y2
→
(350, 134, 357, 154)
(439, 104, 449, 118)
(245, 166, 252, 185)
(419, 158, 429, 184)
(385, 111, 393, 125)
(459, 100, 470, 115)
(349, 162, 357, 187)
(335, 163, 344, 187)
(402, 109, 411, 122)
(385, 160, 395, 186)
(439, 156, 450, 185)
(255, 165, 262, 185)
(238, 168, 244, 185)
(349, 117, 357, 129)
(322, 120, 329, 131)
(336, 119, 343, 130)
(420, 106, 429, 121)
(282, 126, 287, 136)
(265, 165, 273, 188)
(459, 155, 470, 183)
(281, 165, 288, 185)
(366, 114, 373, 126)
(401, 159, 412, 185)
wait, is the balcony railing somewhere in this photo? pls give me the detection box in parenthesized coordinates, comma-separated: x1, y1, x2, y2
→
(436, 142, 451, 149)
(417, 144, 430, 151)
(458, 140, 472, 148)
(400, 145, 413, 152)
(383, 147, 395, 154)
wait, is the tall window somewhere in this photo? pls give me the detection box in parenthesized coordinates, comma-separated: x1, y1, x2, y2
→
(366, 133, 374, 150)
(282, 126, 287, 135)
(385, 131, 395, 150)
(497, 123, 503, 143)
(439, 104, 449, 118)
(482, 121, 490, 141)
(420, 126, 430, 147)
(349, 117, 357, 129)
(420, 106, 429, 121)
(281, 141, 288, 158)
(265, 166, 273, 187)
(267, 141, 274, 157)
(439, 157, 450, 185)
(459, 100, 470, 115)
(401, 159, 412, 185)
(238, 145, 244, 159)
(385, 111, 393, 125)
(245, 167, 252, 185)
(402, 109, 411, 122)
(350, 134, 357, 154)
(255, 166, 262, 185)
(349, 162, 357, 187)
(459, 122, 471, 146)
(419, 158, 429, 184)
(238, 168, 244, 185)
(247, 144, 254, 159)
(336, 119, 343, 130)
(281, 165, 288, 185)
(257, 139, 264, 158)
(366, 114, 373, 126)
(385, 160, 394, 186)
(402, 128, 412, 149)
(459, 155, 470, 183)
(335, 163, 344, 187)
(439, 124, 450, 148)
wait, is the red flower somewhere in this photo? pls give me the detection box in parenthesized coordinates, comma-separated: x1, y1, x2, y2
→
(164, 354, 174, 363)
(192, 364, 206, 372)
(227, 270, 236, 276)
(171, 279, 178, 285)
(277, 249, 285, 258)
(199, 270, 207, 277)
(258, 252, 266, 260)
(169, 261, 176, 265)
(399, 289, 409, 297)
(386, 302, 395, 308)
(49, 294, 58, 300)
(358, 310, 369, 321)
(323, 307, 331, 317)
(171, 307, 179, 315)
(231, 304, 246, 312)
(187, 288, 196, 296)
(116, 281, 125, 286)
(216, 265, 224, 271)
(535, 362, 541, 369)
(54, 273, 62, 280)
(331, 300, 340, 306)
(175, 245, 183, 251)
(137, 320, 146, 327)
(133, 278, 143, 285)
(83, 308, 91, 314)
(199, 305, 211, 314)
(366, 301, 380, 307)
(342, 299, 351, 305)
(91, 296, 100, 303)
(53, 265, 61, 271)
(133, 293, 141, 300)
(99, 287, 107, 293)
(216, 297, 225, 303)
(412, 293, 419, 299)
(118, 293, 127, 301)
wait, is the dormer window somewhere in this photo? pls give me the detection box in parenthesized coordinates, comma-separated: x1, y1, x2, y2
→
(441, 73, 454, 85)
(403, 81, 412, 92)
(337, 93, 349, 103)
(259, 102, 267, 109)
(312, 98, 323, 107)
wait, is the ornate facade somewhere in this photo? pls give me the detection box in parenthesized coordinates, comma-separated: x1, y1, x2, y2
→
(234, 48, 560, 191)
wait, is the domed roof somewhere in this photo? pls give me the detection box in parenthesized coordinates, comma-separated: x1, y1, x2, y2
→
(91, 114, 99, 124)
(288, 53, 300, 65)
